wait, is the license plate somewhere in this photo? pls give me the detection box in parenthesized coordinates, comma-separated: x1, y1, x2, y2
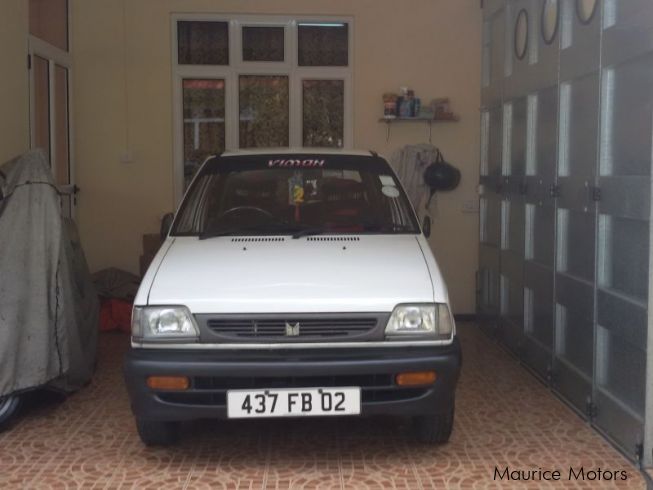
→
(227, 387, 361, 419)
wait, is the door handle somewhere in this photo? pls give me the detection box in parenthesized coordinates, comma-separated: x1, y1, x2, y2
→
(56, 184, 80, 195)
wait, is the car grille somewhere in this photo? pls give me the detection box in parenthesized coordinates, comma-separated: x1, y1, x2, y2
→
(203, 316, 381, 341)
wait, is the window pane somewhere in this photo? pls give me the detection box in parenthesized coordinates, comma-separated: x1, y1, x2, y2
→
(239, 76, 289, 148)
(298, 23, 348, 66)
(242, 26, 284, 62)
(29, 0, 68, 51)
(54, 65, 71, 216)
(178, 21, 229, 65)
(33, 55, 50, 162)
(183, 79, 225, 189)
(54, 65, 69, 185)
(302, 80, 344, 147)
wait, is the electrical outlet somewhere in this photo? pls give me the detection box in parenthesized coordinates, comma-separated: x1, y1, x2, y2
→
(462, 199, 479, 213)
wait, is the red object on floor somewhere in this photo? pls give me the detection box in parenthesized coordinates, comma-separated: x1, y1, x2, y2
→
(99, 298, 132, 333)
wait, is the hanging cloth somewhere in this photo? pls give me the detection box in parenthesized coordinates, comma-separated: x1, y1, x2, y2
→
(388, 143, 439, 211)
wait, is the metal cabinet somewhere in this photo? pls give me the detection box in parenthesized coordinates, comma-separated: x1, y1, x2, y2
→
(479, 0, 652, 464)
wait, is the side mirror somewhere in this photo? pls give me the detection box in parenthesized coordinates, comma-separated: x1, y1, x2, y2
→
(422, 215, 432, 238)
(160, 213, 174, 240)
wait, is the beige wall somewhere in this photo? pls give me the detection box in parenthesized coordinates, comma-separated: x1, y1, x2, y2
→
(0, 0, 30, 164)
(72, 0, 481, 313)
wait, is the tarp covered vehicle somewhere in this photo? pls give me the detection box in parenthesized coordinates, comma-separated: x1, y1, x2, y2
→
(0, 150, 99, 429)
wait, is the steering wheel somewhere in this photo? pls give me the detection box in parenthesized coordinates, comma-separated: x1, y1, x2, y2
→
(218, 206, 275, 221)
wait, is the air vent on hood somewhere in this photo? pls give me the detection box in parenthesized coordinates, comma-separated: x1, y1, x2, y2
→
(307, 236, 360, 242)
(231, 237, 286, 242)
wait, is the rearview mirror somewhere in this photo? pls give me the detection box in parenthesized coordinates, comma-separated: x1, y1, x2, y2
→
(422, 216, 432, 238)
(160, 213, 174, 240)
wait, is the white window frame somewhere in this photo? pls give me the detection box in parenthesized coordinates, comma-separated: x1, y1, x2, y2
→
(171, 14, 354, 204)
(28, 5, 76, 218)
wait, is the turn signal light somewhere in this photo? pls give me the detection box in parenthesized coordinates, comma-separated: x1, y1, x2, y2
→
(396, 371, 437, 386)
(146, 375, 190, 390)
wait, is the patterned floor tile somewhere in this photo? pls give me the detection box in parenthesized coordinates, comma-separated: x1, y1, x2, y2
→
(0, 325, 645, 489)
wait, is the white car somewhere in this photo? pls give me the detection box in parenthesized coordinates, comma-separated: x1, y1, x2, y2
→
(124, 149, 461, 446)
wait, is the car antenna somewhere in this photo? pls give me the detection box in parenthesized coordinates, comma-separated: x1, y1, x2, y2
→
(369, 150, 378, 157)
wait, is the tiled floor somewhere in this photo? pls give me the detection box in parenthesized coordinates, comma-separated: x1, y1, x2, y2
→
(0, 324, 646, 489)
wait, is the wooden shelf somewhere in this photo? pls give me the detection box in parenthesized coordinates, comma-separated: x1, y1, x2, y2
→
(378, 116, 459, 123)
(379, 115, 459, 143)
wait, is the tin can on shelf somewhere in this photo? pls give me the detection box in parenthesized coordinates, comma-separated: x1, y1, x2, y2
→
(382, 93, 398, 118)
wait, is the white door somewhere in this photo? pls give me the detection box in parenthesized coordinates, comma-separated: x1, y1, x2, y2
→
(28, 0, 76, 218)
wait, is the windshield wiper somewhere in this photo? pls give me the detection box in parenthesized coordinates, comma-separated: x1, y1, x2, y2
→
(291, 227, 327, 239)
(200, 226, 254, 240)
(362, 223, 416, 233)
(199, 223, 293, 240)
(290, 223, 414, 239)
(201, 223, 406, 240)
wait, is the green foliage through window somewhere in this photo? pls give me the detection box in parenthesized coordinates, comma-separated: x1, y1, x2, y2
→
(302, 80, 344, 147)
(239, 76, 289, 148)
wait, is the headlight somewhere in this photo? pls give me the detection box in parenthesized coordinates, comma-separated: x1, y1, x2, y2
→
(385, 303, 454, 340)
(132, 306, 199, 341)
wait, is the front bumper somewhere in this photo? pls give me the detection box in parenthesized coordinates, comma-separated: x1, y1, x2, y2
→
(123, 337, 462, 421)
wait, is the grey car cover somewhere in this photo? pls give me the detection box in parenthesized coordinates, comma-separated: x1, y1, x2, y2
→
(0, 149, 99, 398)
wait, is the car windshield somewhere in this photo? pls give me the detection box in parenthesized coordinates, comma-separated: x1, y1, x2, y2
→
(172, 153, 420, 238)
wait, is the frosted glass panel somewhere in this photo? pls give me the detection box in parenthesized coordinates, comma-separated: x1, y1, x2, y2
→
(239, 76, 289, 148)
(302, 80, 344, 147)
(182, 79, 225, 188)
(29, 0, 68, 51)
(33, 55, 50, 162)
(242, 26, 284, 62)
(298, 24, 348, 66)
(178, 21, 229, 65)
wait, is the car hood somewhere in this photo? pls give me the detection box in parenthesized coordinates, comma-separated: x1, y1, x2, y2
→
(145, 235, 446, 313)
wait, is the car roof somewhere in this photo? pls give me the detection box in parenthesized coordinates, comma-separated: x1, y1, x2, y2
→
(221, 148, 378, 158)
